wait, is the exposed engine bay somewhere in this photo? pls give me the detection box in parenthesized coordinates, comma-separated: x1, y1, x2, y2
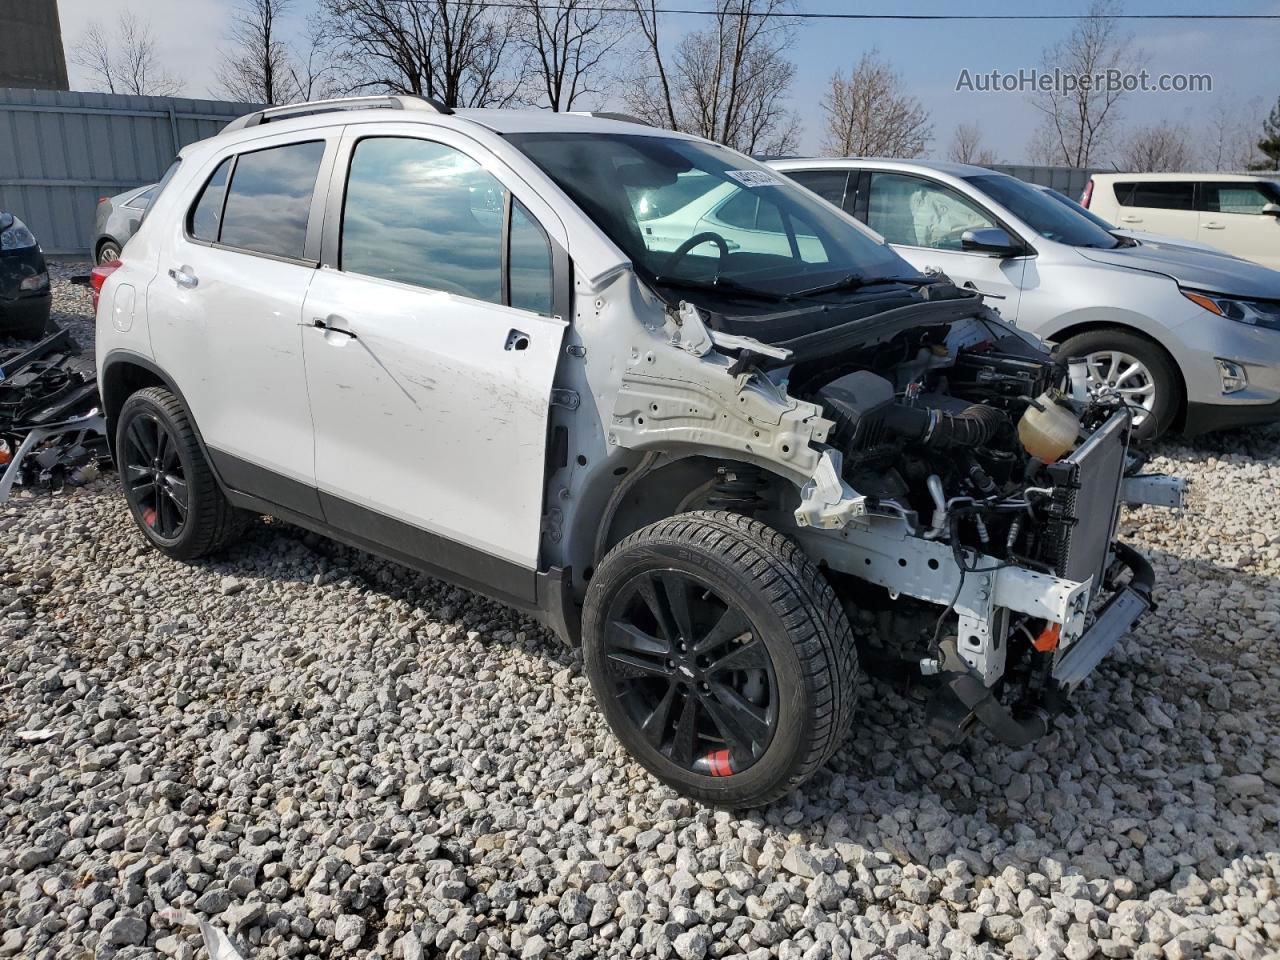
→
(606, 285, 1185, 748)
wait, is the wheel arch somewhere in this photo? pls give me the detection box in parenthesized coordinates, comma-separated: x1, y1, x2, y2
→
(100, 352, 217, 465)
(588, 453, 795, 575)
(95, 235, 122, 262)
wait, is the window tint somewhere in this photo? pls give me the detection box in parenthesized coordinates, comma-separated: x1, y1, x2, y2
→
(868, 173, 996, 249)
(1202, 182, 1277, 215)
(509, 200, 553, 316)
(218, 141, 324, 258)
(342, 137, 506, 302)
(189, 158, 231, 242)
(713, 191, 759, 229)
(786, 170, 849, 209)
(126, 186, 156, 210)
(1114, 181, 1195, 210)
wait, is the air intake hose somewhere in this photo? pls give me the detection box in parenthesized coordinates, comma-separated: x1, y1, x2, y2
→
(885, 402, 1007, 449)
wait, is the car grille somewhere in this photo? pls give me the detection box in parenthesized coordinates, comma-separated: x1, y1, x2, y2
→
(1042, 411, 1129, 595)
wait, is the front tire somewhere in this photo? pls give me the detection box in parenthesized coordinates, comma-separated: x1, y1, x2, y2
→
(1055, 328, 1180, 441)
(582, 511, 858, 807)
(116, 387, 248, 560)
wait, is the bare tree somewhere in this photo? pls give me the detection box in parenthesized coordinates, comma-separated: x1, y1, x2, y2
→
(215, 0, 345, 105)
(511, 0, 619, 111)
(623, 0, 801, 155)
(215, 0, 295, 104)
(1119, 122, 1193, 172)
(1028, 0, 1136, 167)
(71, 12, 182, 97)
(1206, 96, 1267, 172)
(948, 122, 998, 166)
(821, 51, 932, 158)
(319, 0, 524, 108)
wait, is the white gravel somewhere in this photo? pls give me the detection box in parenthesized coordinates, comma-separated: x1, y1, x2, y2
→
(2, 271, 1279, 959)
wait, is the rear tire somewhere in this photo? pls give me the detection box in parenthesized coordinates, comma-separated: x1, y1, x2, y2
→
(582, 511, 858, 807)
(97, 241, 121, 265)
(1055, 328, 1180, 441)
(116, 387, 249, 560)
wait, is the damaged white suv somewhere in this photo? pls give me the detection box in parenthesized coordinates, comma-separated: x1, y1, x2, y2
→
(95, 97, 1185, 807)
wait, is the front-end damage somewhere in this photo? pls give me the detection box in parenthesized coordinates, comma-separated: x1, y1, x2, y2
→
(602, 286, 1185, 748)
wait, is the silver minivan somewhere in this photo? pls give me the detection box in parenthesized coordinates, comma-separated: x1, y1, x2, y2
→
(772, 158, 1280, 439)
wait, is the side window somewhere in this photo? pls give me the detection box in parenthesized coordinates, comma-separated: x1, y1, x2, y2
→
(786, 170, 849, 209)
(219, 141, 325, 258)
(868, 173, 996, 249)
(189, 158, 231, 242)
(342, 137, 555, 313)
(1203, 182, 1271, 215)
(1115, 181, 1194, 210)
(713, 191, 760, 229)
(509, 200, 553, 316)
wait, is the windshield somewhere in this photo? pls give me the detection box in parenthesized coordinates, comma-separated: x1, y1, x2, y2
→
(1040, 186, 1119, 231)
(507, 132, 913, 298)
(966, 174, 1121, 249)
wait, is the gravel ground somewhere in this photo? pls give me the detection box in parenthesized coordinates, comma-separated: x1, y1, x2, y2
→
(2, 269, 1278, 960)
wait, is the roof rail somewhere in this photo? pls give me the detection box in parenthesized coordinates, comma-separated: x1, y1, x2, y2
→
(569, 111, 652, 127)
(221, 94, 453, 134)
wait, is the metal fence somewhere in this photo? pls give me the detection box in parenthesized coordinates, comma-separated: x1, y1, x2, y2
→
(0, 88, 259, 256)
(989, 163, 1094, 202)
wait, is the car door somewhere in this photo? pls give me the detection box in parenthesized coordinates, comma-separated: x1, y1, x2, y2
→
(1198, 181, 1280, 269)
(1109, 180, 1199, 241)
(147, 134, 336, 518)
(301, 125, 568, 596)
(864, 171, 1026, 320)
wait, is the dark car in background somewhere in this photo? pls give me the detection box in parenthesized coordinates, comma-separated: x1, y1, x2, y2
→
(93, 184, 156, 264)
(0, 212, 51, 339)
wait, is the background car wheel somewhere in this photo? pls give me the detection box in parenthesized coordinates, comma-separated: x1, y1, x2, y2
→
(582, 510, 858, 807)
(1055, 328, 1180, 441)
(97, 242, 121, 265)
(116, 386, 249, 561)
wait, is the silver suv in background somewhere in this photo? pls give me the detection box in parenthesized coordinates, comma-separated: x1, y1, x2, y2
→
(773, 158, 1280, 439)
(95, 97, 1179, 806)
(93, 183, 156, 264)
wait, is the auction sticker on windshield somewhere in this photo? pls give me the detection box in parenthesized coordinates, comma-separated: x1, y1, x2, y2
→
(725, 170, 783, 188)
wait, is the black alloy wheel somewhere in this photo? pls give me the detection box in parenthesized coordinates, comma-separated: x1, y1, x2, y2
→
(602, 568, 777, 777)
(115, 386, 249, 560)
(583, 511, 859, 807)
(123, 411, 188, 539)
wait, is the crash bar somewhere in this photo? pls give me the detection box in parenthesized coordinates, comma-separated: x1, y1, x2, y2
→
(221, 95, 453, 134)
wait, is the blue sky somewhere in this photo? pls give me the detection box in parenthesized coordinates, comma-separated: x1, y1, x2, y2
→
(57, 0, 1280, 163)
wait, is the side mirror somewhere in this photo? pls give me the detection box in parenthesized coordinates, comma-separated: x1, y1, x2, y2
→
(1262, 203, 1280, 217)
(961, 227, 1021, 257)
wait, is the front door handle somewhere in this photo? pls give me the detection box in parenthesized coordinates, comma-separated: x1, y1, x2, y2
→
(168, 265, 198, 289)
(1119, 215, 1143, 224)
(505, 328, 531, 351)
(1203, 221, 1225, 230)
(312, 316, 357, 339)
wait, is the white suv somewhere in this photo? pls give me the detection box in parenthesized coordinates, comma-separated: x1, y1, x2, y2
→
(95, 97, 1178, 806)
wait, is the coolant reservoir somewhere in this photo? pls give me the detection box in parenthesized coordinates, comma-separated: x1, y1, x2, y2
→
(1018, 391, 1080, 462)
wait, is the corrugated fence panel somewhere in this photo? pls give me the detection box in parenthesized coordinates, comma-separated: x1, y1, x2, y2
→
(990, 163, 1095, 202)
(0, 88, 260, 255)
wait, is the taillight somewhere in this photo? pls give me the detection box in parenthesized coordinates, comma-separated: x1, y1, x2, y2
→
(1080, 179, 1094, 208)
(98, 197, 110, 204)
(90, 260, 122, 312)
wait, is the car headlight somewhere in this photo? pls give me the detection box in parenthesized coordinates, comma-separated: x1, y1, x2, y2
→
(0, 214, 38, 251)
(1182, 288, 1280, 331)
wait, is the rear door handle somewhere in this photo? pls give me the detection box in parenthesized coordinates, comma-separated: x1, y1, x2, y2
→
(505, 328, 531, 351)
(312, 316, 357, 339)
(1119, 215, 1143, 224)
(168, 265, 198, 289)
